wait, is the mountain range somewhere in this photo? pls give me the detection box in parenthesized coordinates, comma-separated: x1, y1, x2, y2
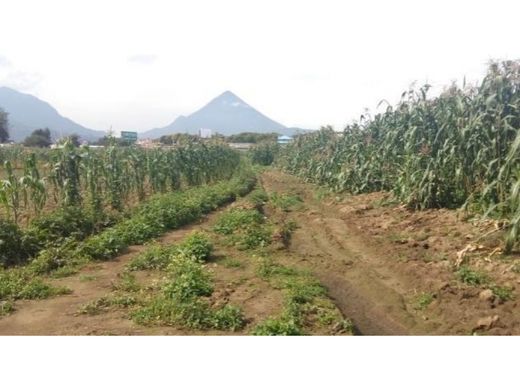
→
(0, 87, 105, 142)
(0, 87, 308, 142)
(141, 91, 287, 138)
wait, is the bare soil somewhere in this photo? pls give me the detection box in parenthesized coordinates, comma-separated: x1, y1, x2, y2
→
(2, 169, 519, 335)
(260, 170, 520, 335)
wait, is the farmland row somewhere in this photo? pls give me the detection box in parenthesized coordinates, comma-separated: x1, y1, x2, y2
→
(276, 60, 520, 252)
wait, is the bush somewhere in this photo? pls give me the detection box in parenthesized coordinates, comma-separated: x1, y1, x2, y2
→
(163, 253, 214, 301)
(0, 220, 28, 267)
(213, 209, 264, 235)
(27, 207, 96, 247)
(177, 232, 213, 261)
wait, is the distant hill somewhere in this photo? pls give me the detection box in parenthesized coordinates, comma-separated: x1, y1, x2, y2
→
(142, 91, 300, 138)
(0, 86, 105, 142)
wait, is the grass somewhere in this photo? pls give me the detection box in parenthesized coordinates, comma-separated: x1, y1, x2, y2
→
(252, 258, 351, 335)
(221, 258, 243, 269)
(130, 243, 246, 331)
(491, 285, 514, 301)
(127, 243, 176, 271)
(79, 274, 98, 282)
(0, 268, 71, 300)
(0, 300, 15, 316)
(270, 192, 303, 212)
(79, 294, 139, 315)
(112, 272, 141, 293)
(414, 292, 434, 310)
(213, 208, 264, 235)
(213, 207, 272, 250)
(456, 266, 489, 286)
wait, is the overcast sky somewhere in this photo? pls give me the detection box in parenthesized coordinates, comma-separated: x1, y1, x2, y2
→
(1, 0, 519, 132)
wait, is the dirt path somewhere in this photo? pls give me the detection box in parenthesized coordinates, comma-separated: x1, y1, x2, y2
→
(260, 170, 520, 335)
(0, 214, 222, 335)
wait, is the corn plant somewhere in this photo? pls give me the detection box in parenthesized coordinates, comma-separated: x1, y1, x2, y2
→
(277, 60, 520, 252)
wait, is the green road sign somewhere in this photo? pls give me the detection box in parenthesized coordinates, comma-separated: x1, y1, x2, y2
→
(121, 131, 138, 142)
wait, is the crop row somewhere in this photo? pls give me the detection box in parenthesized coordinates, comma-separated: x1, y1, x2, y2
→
(277, 61, 520, 252)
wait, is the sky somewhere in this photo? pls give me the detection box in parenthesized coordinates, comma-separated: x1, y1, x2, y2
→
(1, 0, 519, 132)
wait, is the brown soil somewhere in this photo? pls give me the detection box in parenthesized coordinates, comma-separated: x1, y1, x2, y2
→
(259, 170, 520, 335)
(0, 202, 290, 335)
(3, 169, 519, 335)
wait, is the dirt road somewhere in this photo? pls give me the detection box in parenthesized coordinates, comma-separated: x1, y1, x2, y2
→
(260, 170, 520, 335)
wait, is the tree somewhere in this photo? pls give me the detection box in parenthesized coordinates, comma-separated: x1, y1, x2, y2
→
(58, 134, 81, 147)
(0, 108, 9, 143)
(23, 128, 52, 148)
(94, 135, 132, 146)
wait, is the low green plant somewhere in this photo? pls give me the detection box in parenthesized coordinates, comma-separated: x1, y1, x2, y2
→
(212, 305, 246, 331)
(112, 272, 140, 293)
(127, 243, 176, 271)
(270, 192, 303, 212)
(252, 317, 302, 335)
(491, 285, 514, 301)
(456, 266, 489, 286)
(163, 255, 213, 300)
(414, 292, 434, 310)
(0, 268, 71, 300)
(221, 258, 243, 268)
(257, 258, 298, 279)
(248, 189, 269, 207)
(0, 219, 29, 267)
(213, 208, 264, 235)
(0, 300, 14, 316)
(177, 232, 213, 261)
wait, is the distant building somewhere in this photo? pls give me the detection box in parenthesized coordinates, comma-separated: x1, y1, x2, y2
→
(277, 135, 293, 144)
(136, 138, 159, 149)
(199, 128, 213, 138)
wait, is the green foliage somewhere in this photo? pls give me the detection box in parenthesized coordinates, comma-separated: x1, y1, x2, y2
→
(248, 188, 269, 207)
(226, 132, 278, 144)
(0, 108, 8, 143)
(252, 317, 302, 336)
(270, 192, 303, 211)
(0, 268, 70, 300)
(250, 142, 279, 166)
(163, 254, 214, 301)
(0, 300, 14, 316)
(414, 292, 434, 310)
(257, 258, 298, 279)
(221, 258, 243, 268)
(26, 207, 96, 248)
(491, 285, 514, 301)
(23, 128, 52, 148)
(127, 243, 176, 271)
(0, 219, 28, 267)
(133, 250, 245, 331)
(214, 208, 264, 235)
(253, 258, 349, 336)
(177, 232, 213, 261)
(214, 207, 271, 250)
(277, 61, 520, 251)
(456, 266, 489, 286)
(212, 305, 246, 331)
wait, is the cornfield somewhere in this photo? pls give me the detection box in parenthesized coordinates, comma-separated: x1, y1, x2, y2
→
(0, 140, 239, 225)
(277, 60, 520, 252)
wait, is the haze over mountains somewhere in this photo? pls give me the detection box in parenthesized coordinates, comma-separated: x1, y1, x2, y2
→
(0, 87, 105, 142)
(0, 87, 307, 142)
(141, 91, 287, 138)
